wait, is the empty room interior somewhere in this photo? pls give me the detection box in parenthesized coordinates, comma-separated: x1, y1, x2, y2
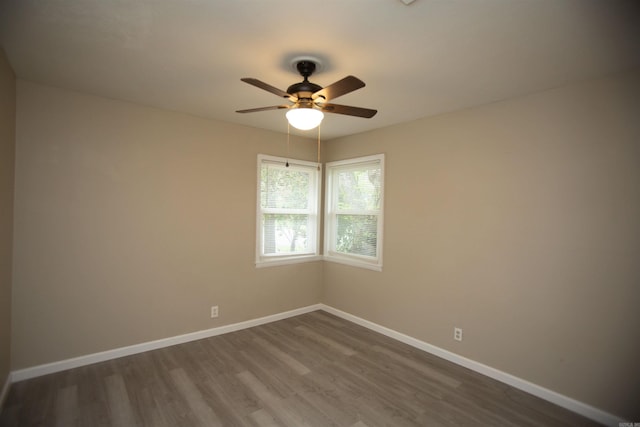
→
(1, 0, 639, 426)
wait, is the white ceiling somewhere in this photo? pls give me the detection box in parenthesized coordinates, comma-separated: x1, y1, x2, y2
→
(1, 0, 639, 140)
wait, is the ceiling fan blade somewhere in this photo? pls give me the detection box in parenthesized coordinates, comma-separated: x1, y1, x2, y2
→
(319, 103, 377, 118)
(312, 76, 365, 101)
(236, 105, 290, 113)
(240, 78, 293, 99)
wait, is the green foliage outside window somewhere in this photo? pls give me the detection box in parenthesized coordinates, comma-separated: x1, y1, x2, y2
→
(334, 167, 381, 257)
(261, 164, 312, 254)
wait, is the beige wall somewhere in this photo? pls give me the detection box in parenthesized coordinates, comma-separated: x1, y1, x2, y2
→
(11, 81, 323, 369)
(0, 48, 16, 393)
(323, 70, 640, 419)
(8, 70, 640, 420)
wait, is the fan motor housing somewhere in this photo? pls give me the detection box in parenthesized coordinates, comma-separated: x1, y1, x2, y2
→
(287, 81, 322, 96)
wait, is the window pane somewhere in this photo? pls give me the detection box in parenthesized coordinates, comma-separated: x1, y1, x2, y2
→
(261, 165, 310, 210)
(335, 214, 377, 257)
(337, 166, 381, 211)
(262, 214, 310, 255)
(325, 154, 384, 269)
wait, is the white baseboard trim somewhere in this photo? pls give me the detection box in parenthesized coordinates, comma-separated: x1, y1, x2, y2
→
(11, 304, 322, 383)
(7, 302, 623, 426)
(0, 373, 11, 410)
(318, 304, 623, 427)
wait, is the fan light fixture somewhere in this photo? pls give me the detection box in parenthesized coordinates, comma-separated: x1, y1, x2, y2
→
(237, 58, 376, 131)
(286, 107, 324, 130)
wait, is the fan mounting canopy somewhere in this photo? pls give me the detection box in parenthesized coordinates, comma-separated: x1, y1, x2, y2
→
(287, 61, 322, 95)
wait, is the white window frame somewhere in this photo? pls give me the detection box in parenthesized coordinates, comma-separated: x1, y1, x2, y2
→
(256, 154, 322, 268)
(324, 154, 385, 271)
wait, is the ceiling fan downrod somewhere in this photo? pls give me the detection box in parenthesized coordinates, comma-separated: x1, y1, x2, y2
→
(287, 61, 322, 96)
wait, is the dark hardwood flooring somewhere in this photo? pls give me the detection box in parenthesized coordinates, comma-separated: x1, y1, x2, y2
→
(0, 310, 601, 426)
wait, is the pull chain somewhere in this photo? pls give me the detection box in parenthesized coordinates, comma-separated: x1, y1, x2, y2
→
(286, 122, 321, 169)
(286, 122, 290, 167)
(317, 123, 321, 170)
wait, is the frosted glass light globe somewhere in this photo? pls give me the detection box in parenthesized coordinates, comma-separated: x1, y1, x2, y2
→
(286, 108, 324, 131)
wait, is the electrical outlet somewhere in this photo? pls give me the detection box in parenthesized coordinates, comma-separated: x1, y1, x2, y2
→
(454, 327, 463, 342)
(210, 305, 219, 318)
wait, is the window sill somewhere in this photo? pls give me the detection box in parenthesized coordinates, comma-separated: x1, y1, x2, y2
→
(255, 255, 323, 269)
(323, 255, 383, 272)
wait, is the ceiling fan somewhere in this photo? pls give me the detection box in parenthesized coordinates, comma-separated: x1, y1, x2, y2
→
(236, 59, 377, 130)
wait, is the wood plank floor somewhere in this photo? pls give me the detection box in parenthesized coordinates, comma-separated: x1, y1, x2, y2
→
(0, 311, 601, 426)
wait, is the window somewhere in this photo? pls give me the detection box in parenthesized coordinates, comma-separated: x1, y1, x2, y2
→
(256, 155, 321, 267)
(324, 154, 385, 271)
